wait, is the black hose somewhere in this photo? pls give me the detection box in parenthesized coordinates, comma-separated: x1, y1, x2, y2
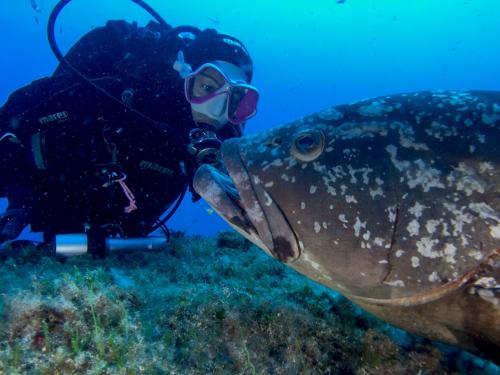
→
(47, 0, 71, 65)
(130, 0, 169, 28)
(150, 182, 188, 233)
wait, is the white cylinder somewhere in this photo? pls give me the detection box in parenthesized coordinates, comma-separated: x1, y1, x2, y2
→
(55, 234, 88, 257)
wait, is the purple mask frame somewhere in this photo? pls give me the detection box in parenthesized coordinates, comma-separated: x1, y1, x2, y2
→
(184, 63, 259, 125)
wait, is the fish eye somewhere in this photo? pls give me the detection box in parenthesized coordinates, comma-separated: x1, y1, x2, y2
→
(291, 129, 325, 162)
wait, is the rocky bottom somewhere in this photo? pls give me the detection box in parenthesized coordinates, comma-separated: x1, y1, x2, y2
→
(0, 232, 498, 374)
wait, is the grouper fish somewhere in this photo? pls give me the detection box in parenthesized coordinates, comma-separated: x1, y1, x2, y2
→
(193, 90, 500, 362)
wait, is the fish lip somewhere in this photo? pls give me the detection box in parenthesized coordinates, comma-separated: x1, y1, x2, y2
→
(194, 138, 300, 262)
(193, 162, 273, 254)
(220, 138, 300, 263)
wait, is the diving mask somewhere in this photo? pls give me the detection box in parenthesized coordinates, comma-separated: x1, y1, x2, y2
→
(184, 61, 259, 125)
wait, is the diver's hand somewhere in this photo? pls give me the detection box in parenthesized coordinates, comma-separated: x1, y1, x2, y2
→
(0, 208, 31, 244)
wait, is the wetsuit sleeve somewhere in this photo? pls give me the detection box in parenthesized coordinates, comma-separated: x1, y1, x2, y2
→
(52, 20, 138, 79)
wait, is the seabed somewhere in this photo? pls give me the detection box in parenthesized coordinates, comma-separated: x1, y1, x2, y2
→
(0, 231, 498, 374)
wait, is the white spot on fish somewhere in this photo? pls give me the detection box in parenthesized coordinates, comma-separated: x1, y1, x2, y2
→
(314, 222, 321, 233)
(343, 148, 353, 156)
(406, 159, 445, 192)
(449, 162, 487, 196)
(232, 172, 250, 187)
(416, 237, 440, 258)
(335, 122, 388, 140)
(428, 271, 441, 283)
(397, 123, 429, 150)
(426, 121, 458, 141)
(301, 202, 306, 210)
(468, 250, 483, 260)
(263, 158, 284, 171)
(264, 181, 274, 188)
(444, 243, 457, 264)
(369, 187, 385, 199)
(491, 224, 500, 239)
(482, 113, 500, 125)
(263, 191, 273, 207)
(399, 137, 429, 151)
(338, 214, 348, 224)
(285, 157, 298, 170)
(345, 195, 358, 204)
(411, 256, 420, 268)
(409, 202, 426, 218)
(407, 220, 420, 237)
(387, 205, 397, 224)
(395, 249, 405, 257)
(385, 145, 411, 172)
(347, 166, 373, 184)
(374, 237, 385, 247)
(384, 280, 405, 287)
(247, 201, 264, 223)
(378, 259, 388, 264)
(441, 223, 450, 236)
(359, 101, 394, 117)
(309, 185, 317, 194)
(318, 107, 344, 121)
(479, 162, 494, 174)
(444, 203, 473, 236)
(468, 202, 498, 222)
(353, 217, 367, 237)
(425, 219, 441, 235)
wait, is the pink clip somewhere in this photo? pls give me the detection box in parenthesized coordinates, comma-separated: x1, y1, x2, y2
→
(116, 173, 138, 213)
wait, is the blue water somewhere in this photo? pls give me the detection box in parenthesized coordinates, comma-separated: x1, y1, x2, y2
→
(1, 0, 500, 236)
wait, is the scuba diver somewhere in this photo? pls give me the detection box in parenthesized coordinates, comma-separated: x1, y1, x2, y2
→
(0, 0, 259, 255)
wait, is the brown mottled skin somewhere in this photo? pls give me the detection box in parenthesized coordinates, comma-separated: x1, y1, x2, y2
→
(352, 249, 500, 359)
(194, 90, 500, 363)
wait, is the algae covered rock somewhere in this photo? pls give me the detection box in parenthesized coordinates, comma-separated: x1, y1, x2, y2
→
(0, 233, 498, 374)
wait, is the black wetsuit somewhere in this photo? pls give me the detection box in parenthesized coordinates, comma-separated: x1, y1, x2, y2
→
(0, 20, 203, 238)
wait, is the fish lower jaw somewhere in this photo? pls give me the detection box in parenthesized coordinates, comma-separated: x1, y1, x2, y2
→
(224, 216, 274, 257)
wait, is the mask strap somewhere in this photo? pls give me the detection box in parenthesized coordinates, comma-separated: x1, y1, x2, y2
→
(173, 50, 192, 79)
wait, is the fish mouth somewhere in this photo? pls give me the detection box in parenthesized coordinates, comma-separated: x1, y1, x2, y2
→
(193, 138, 300, 263)
(193, 162, 269, 252)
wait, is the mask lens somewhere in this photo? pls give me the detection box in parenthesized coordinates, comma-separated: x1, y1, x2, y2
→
(186, 66, 226, 103)
(228, 87, 259, 124)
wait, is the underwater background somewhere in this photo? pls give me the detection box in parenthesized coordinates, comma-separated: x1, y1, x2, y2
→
(1, 1, 500, 374)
